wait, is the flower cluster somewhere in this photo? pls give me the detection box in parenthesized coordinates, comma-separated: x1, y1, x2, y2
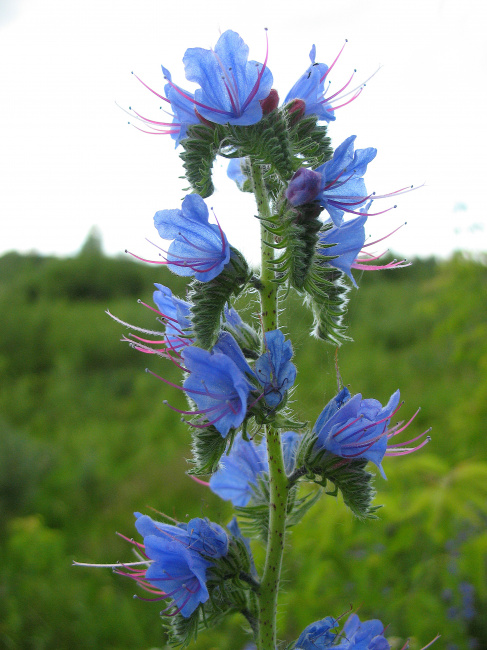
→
(295, 613, 439, 650)
(90, 27, 439, 650)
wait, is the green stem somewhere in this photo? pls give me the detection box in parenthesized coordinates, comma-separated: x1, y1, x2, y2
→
(250, 160, 289, 650)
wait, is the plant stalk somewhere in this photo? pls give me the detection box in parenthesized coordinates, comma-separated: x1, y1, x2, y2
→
(250, 160, 289, 650)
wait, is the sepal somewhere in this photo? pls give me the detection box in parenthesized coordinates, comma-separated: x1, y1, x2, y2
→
(293, 430, 380, 519)
(223, 306, 261, 360)
(226, 109, 296, 182)
(189, 247, 251, 349)
(188, 426, 238, 476)
(284, 107, 333, 169)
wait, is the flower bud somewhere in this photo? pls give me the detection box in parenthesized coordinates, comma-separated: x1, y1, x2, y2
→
(259, 88, 279, 114)
(286, 167, 322, 206)
(286, 98, 306, 125)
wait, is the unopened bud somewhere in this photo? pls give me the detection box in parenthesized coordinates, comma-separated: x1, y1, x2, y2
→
(286, 167, 322, 206)
(260, 89, 279, 114)
(286, 98, 306, 125)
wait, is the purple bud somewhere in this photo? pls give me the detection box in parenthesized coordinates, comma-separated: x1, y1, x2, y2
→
(286, 98, 306, 125)
(286, 167, 322, 206)
(260, 88, 279, 114)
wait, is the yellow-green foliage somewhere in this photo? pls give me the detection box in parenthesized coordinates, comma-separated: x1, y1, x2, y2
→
(0, 250, 486, 648)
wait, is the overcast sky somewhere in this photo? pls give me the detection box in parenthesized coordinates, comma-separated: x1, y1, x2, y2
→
(1, 0, 486, 266)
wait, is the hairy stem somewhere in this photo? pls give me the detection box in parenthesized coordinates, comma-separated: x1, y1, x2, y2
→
(250, 160, 289, 650)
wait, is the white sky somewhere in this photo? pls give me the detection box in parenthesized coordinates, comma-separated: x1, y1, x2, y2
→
(1, 0, 486, 266)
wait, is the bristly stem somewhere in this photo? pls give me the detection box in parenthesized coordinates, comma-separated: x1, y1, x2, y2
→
(250, 160, 289, 650)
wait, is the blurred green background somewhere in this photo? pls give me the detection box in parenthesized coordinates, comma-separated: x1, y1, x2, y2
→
(0, 235, 486, 649)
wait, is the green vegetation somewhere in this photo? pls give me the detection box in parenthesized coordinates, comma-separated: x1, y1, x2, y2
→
(0, 246, 486, 649)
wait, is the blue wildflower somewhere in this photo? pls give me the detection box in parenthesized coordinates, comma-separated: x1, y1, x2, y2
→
(153, 194, 230, 283)
(314, 388, 431, 478)
(209, 430, 301, 506)
(115, 514, 228, 618)
(153, 284, 193, 344)
(128, 30, 272, 145)
(281, 430, 301, 474)
(295, 616, 338, 649)
(209, 433, 268, 506)
(223, 305, 260, 356)
(285, 42, 369, 123)
(334, 614, 389, 650)
(181, 30, 273, 126)
(128, 69, 200, 147)
(182, 345, 254, 437)
(318, 217, 410, 287)
(286, 136, 377, 227)
(227, 158, 248, 190)
(314, 136, 377, 226)
(212, 331, 255, 378)
(318, 216, 367, 287)
(255, 329, 297, 409)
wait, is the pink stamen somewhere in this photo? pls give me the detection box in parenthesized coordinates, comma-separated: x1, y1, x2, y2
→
(190, 475, 210, 487)
(242, 29, 269, 111)
(323, 70, 356, 103)
(164, 77, 231, 116)
(362, 223, 407, 248)
(130, 108, 178, 127)
(320, 40, 347, 83)
(132, 72, 171, 104)
(386, 435, 431, 456)
(130, 124, 180, 136)
(331, 88, 363, 111)
(332, 414, 364, 438)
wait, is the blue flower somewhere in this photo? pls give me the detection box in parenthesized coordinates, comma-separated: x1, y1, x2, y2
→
(281, 430, 301, 474)
(334, 614, 389, 650)
(314, 389, 401, 478)
(182, 345, 254, 437)
(318, 216, 367, 287)
(212, 331, 255, 378)
(115, 514, 228, 618)
(255, 329, 297, 409)
(181, 30, 273, 126)
(153, 284, 193, 343)
(285, 45, 337, 123)
(315, 136, 377, 226)
(223, 305, 260, 356)
(286, 137, 376, 227)
(209, 430, 301, 506)
(227, 158, 248, 190)
(128, 69, 199, 148)
(285, 42, 372, 123)
(209, 433, 268, 506)
(153, 194, 230, 283)
(295, 615, 338, 649)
